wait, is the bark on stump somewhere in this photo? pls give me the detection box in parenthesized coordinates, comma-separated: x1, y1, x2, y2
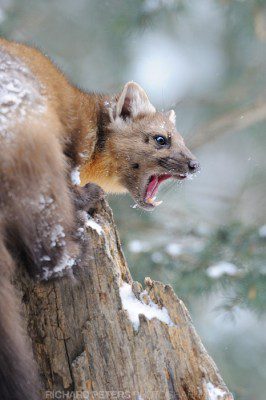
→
(15, 200, 234, 400)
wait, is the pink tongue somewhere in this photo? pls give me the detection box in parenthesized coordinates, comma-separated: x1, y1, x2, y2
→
(158, 174, 172, 183)
(145, 174, 172, 201)
(146, 176, 159, 200)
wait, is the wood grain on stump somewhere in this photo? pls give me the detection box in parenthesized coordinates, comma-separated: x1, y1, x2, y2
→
(15, 200, 234, 400)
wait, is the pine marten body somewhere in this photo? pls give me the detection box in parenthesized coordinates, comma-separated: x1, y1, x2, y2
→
(0, 38, 199, 399)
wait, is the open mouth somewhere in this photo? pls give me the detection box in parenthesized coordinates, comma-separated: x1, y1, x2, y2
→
(144, 173, 187, 208)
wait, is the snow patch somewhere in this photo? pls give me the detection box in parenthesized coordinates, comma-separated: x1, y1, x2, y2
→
(71, 167, 81, 185)
(128, 240, 150, 253)
(206, 382, 227, 400)
(165, 242, 183, 257)
(50, 224, 66, 247)
(42, 253, 75, 280)
(85, 215, 103, 235)
(40, 255, 51, 262)
(53, 253, 75, 274)
(151, 251, 164, 263)
(206, 261, 239, 279)
(79, 151, 89, 159)
(119, 282, 175, 331)
(39, 194, 53, 211)
(0, 48, 46, 136)
(258, 225, 266, 238)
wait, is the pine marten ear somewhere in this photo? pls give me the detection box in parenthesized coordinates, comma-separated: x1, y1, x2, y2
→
(114, 81, 156, 121)
(164, 109, 176, 125)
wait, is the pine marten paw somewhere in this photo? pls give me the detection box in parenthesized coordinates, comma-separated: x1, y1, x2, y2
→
(72, 183, 105, 215)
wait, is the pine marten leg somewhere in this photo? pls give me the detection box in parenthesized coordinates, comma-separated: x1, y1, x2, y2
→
(1, 118, 80, 280)
(71, 183, 105, 215)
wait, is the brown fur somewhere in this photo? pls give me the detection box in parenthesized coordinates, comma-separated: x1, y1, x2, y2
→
(0, 38, 198, 399)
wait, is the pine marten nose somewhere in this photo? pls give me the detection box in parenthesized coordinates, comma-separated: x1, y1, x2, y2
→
(188, 160, 200, 173)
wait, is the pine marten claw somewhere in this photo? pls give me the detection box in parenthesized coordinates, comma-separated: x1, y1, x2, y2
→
(72, 183, 105, 214)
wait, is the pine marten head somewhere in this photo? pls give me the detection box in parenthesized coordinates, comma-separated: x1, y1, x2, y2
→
(82, 82, 200, 210)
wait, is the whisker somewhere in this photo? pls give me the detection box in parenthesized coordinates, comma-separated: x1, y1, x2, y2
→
(158, 157, 184, 171)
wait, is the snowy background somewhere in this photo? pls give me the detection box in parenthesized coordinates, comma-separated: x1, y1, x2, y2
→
(1, 0, 265, 398)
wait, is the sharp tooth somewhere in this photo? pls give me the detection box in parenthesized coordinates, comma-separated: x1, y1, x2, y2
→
(146, 197, 163, 207)
(146, 197, 154, 204)
(145, 192, 163, 207)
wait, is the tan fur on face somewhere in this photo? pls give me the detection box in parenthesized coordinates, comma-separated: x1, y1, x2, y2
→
(86, 83, 198, 209)
(79, 84, 197, 205)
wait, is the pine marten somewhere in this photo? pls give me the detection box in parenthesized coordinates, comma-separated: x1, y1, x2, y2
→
(0, 37, 199, 399)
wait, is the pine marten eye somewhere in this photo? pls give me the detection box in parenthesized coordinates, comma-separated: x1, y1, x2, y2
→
(154, 135, 168, 146)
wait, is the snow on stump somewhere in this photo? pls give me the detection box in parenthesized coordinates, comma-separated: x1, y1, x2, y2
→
(15, 199, 234, 400)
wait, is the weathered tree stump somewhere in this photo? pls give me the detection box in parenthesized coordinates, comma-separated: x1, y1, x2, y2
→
(15, 200, 234, 400)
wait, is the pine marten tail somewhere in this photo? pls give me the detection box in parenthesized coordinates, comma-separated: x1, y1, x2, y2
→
(0, 232, 40, 400)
